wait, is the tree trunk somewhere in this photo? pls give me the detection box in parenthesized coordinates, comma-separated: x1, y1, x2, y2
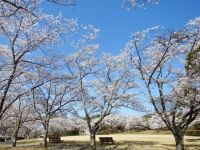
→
(12, 127, 19, 147)
(43, 121, 49, 148)
(173, 132, 184, 150)
(90, 132, 96, 150)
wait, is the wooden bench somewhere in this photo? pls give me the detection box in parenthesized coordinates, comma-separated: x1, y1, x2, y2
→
(48, 134, 61, 143)
(99, 137, 115, 144)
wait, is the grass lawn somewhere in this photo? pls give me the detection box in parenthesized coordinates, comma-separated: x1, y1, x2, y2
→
(123, 130, 172, 134)
(0, 133, 199, 150)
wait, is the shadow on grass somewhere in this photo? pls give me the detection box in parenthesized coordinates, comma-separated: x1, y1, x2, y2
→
(1, 140, 200, 150)
(27, 141, 159, 150)
(162, 143, 200, 150)
(108, 141, 159, 150)
(186, 138, 200, 142)
(0, 141, 159, 150)
(36, 141, 160, 150)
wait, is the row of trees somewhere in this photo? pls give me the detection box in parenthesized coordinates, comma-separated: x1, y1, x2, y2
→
(123, 19, 200, 149)
(0, 114, 169, 139)
(0, 1, 199, 150)
(0, 1, 142, 148)
(1, 113, 200, 139)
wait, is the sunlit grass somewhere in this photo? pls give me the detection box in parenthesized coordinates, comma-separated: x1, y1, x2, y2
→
(0, 133, 199, 150)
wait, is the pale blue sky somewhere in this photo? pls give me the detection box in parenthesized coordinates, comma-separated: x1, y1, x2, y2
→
(41, 0, 200, 115)
(42, 0, 200, 54)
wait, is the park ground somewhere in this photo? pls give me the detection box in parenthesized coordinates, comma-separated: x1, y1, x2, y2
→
(0, 132, 199, 150)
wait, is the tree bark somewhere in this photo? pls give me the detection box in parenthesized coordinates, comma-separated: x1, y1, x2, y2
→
(12, 127, 19, 147)
(90, 132, 96, 150)
(43, 120, 49, 148)
(173, 132, 185, 150)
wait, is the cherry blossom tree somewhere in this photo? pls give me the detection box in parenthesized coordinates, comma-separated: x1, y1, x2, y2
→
(0, 0, 40, 17)
(0, 0, 76, 17)
(46, 0, 76, 6)
(101, 115, 149, 131)
(123, 0, 160, 10)
(0, 0, 160, 18)
(29, 55, 77, 147)
(65, 25, 143, 150)
(103, 115, 127, 131)
(125, 115, 148, 130)
(124, 17, 200, 150)
(145, 114, 166, 130)
(49, 116, 86, 135)
(9, 96, 37, 147)
(0, 0, 77, 120)
(0, 112, 12, 137)
(186, 46, 200, 77)
(0, 94, 38, 146)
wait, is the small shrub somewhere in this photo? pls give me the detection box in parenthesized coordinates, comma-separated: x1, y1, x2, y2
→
(97, 129, 123, 135)
(64, 129, 79, 136)
(0, 137, 5, 142)
(186, 130, 200, 136)
(5, 136, 11, 140)
(193, 123, 200, 130)
(17, 137, 25, 140)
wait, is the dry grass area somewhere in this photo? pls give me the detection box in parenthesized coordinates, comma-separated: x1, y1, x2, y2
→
(0, 134, 199, 150)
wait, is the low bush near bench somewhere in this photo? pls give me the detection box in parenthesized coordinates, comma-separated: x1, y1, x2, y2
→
(0, 137, 5, 142)
(186, 130, 200, 136)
